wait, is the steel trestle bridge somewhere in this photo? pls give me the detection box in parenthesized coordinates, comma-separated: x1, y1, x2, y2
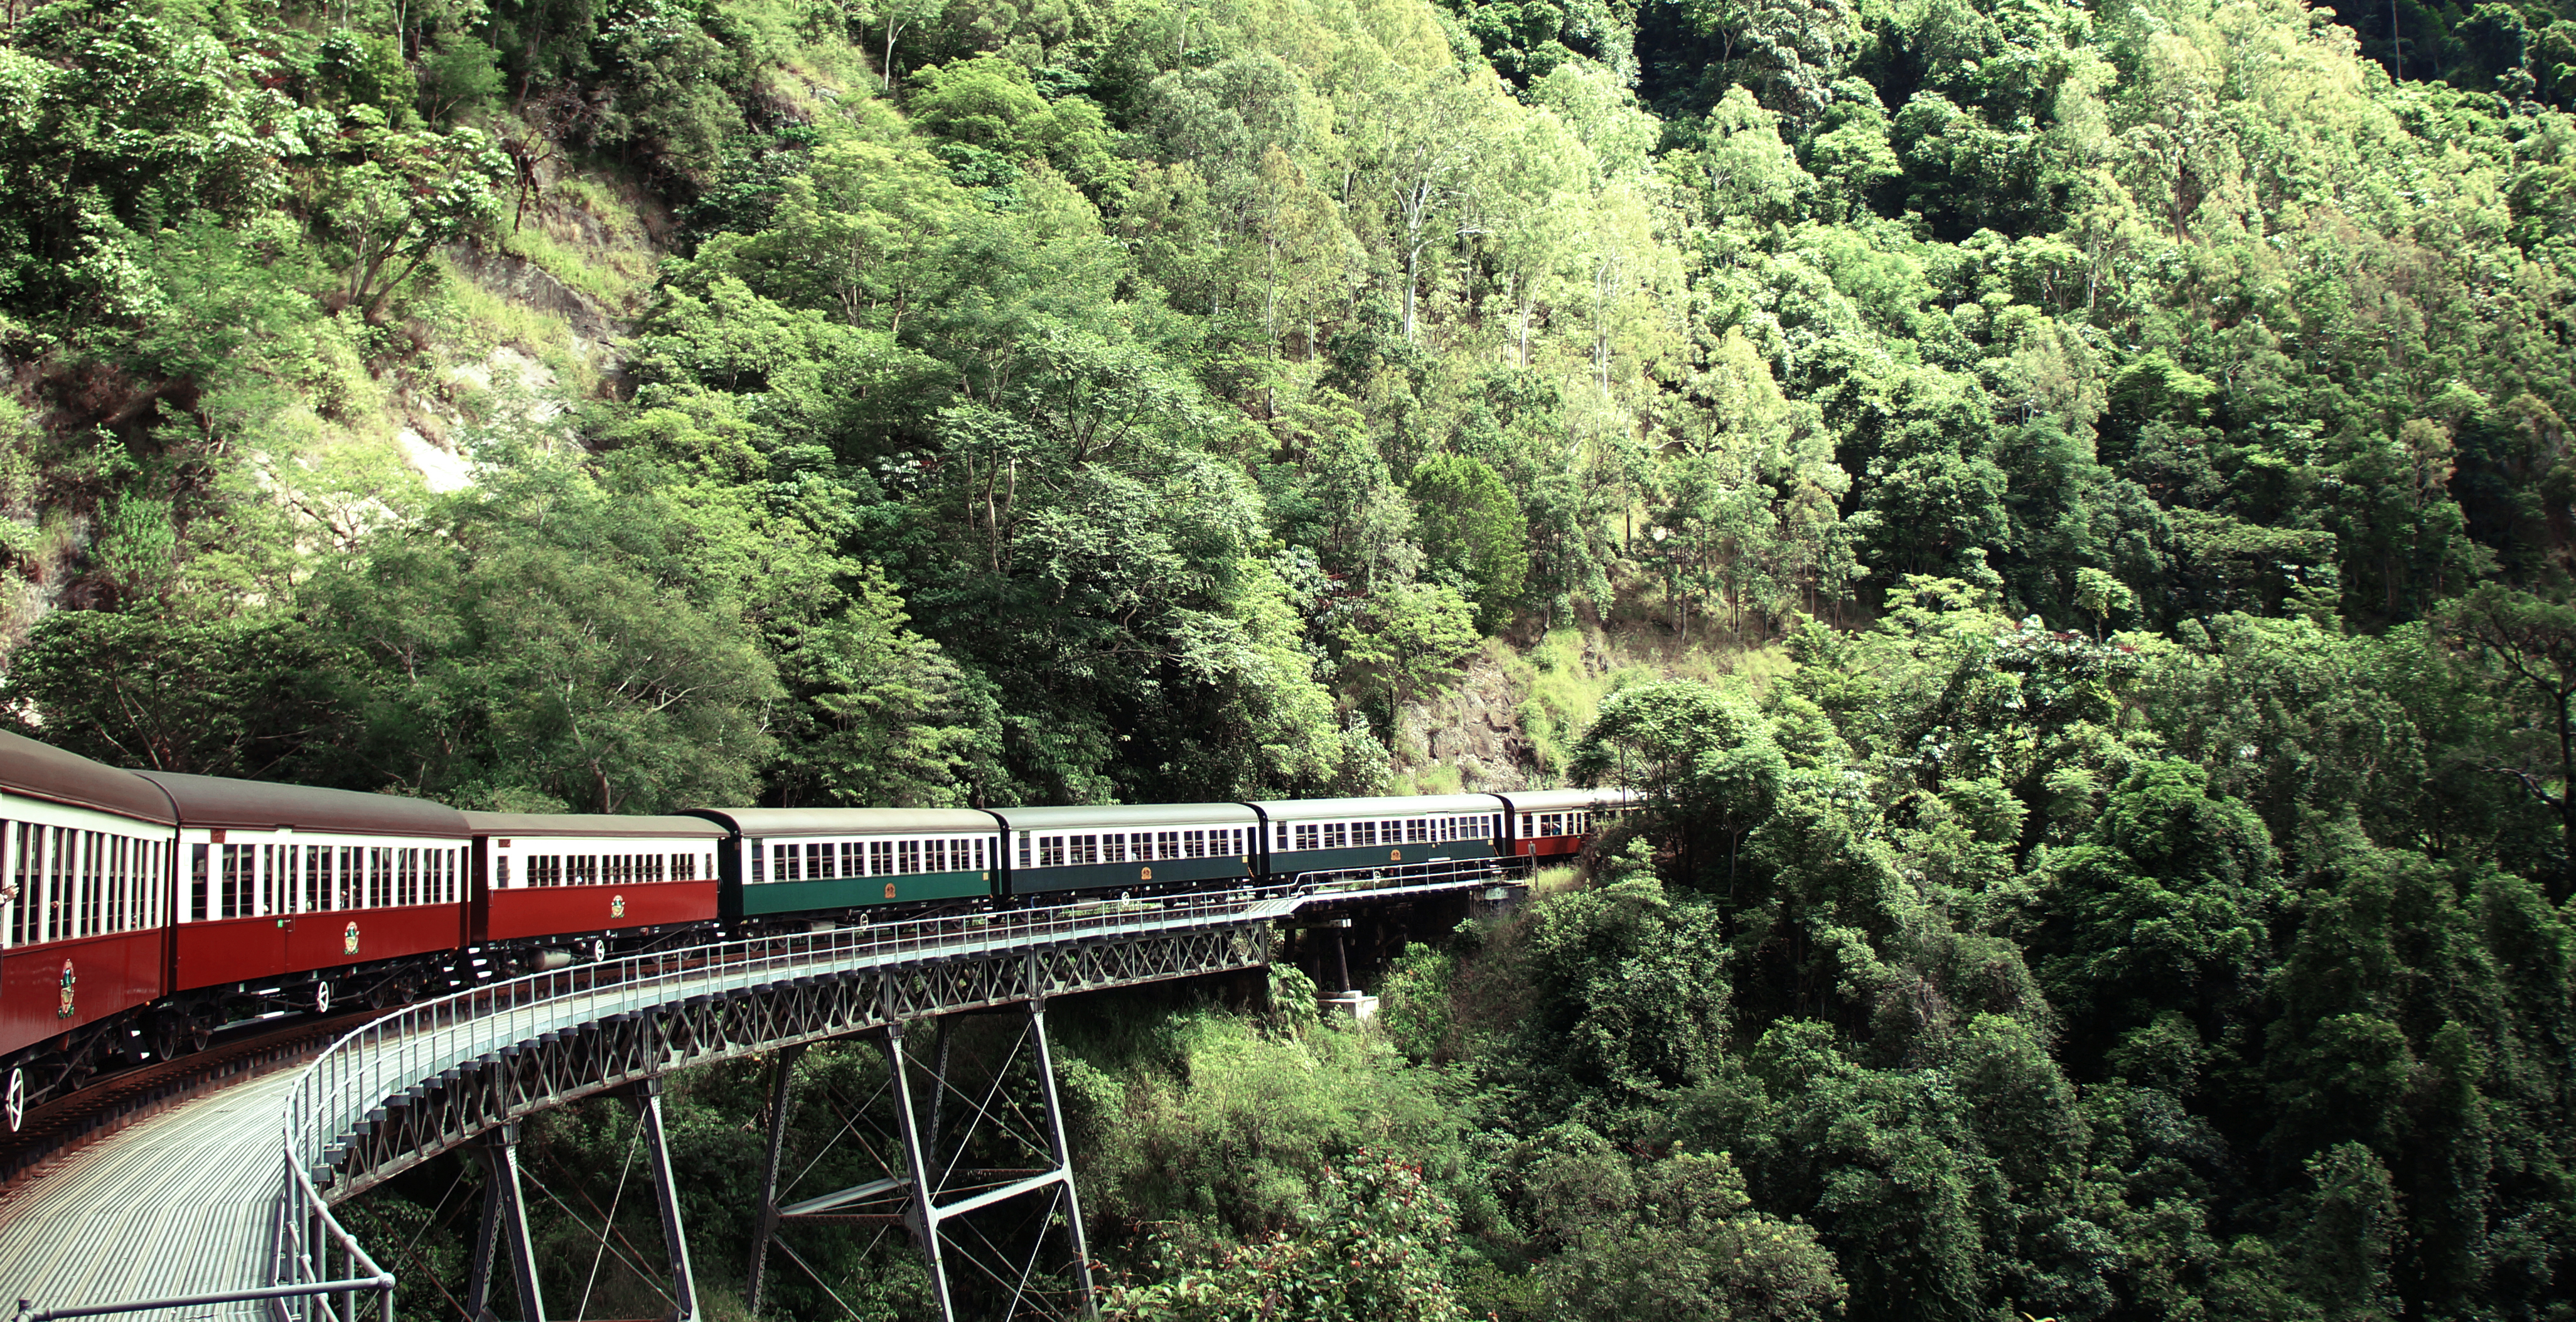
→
(4, 868, 1512, 1322)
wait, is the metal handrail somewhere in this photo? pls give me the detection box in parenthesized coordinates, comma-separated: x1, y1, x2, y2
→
(13, 1279, 393, 1322)
(266, 886, 1308, 1320)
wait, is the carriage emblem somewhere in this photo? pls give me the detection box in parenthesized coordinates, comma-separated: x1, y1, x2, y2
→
(343, 922, 362, 955)
(1390, 850, 1402, 862)
(1140, 867, 1152, 881)
(610, 893, 626, 920)
(883, 883, 897, 900)
(56, 960, 75, 1019)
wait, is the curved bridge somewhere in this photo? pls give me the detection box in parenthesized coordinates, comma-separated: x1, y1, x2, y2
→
(4, 884, 1352, 1322)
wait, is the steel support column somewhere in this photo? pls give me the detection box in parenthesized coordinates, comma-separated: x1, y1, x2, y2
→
(465, 1124, 543, 1322)
(881, 1023, 956, 1321)
(742, 1044, 805, 1314)
(1025, 998, 1097, 1317)
(625, 1078, 699, 1322)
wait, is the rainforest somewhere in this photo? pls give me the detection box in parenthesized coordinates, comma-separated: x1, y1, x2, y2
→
(3, 0, 2575, 1315)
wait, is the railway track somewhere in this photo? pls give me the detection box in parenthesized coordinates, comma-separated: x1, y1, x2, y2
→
(0, 1010, 373, 1192)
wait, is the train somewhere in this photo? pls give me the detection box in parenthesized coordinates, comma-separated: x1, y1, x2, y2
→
(0, 729, 1631, 1131)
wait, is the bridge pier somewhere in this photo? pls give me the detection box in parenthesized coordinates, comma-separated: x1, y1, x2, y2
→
(741, 1001, 1097, 1322)
(623, 1078, 699, 1322)
(464, 1124, 545, 1322)
(741, 1044, 805, 1314)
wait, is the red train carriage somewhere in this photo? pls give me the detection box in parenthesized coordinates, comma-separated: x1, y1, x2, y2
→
(0, 733, 180, 1129)
(134, 771, 473, 1024)
(1498, 788, 1637, 862)
(467, 813, 724, 968)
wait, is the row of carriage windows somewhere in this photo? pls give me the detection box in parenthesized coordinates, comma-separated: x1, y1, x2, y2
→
(1522, 812, 1595, 837)
(753, 837, 989, 883)
(1026, 828, 1250, 869)
(1280, 815, 1498, 851)
(502, 852, 703, 888)
(2, 822, 166, 948)
(196, 841, 464, 921)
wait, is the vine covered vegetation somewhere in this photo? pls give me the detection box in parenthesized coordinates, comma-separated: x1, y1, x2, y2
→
(3, 0, 2576, 1314)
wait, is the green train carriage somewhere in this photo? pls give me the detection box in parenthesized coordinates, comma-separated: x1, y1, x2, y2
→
(1252, 793, 1508, 885)
(988, 803, 1261, 898)
(685, 808, 1002, 921)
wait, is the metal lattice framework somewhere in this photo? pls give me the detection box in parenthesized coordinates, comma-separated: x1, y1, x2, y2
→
(299, 900, 1286, 1198)
(270, 890, 1300, 1322)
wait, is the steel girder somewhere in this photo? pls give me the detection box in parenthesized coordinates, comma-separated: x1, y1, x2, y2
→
(329, 925, 1269, 1199)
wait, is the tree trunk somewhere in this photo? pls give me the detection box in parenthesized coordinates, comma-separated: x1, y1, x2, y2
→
(2558, 689, 2573, 903)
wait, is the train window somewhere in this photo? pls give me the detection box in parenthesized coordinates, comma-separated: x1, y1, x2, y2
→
(1018, 832, 1031, 869)
(749, 839, 764, 883)
(11, 824, 31, 944)
(46, 829, 65, 938)
(926, 839, 945, 872)
(899, 839, 921, 873)
(1180, 830, 1202, 858)
(1400, 819, 1420, 844)
(869, 840, 893, 876)
(1294, 824, 1318, 850)
(2, 824, 16, 948)
(1100, 834, 1122, 864)
(975, 837, 988, 871)
(1039, 836, 1063, 868)
(1354, 821, 1375, 847)
(1324, 822, 1346, 848)
(779, 846, 800, 882)
(219, 844, 244, 918)
(1275, 824, 1289, 850)
(1083, 835, 1107, 866)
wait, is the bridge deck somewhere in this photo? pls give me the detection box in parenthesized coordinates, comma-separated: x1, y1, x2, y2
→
(1, 1070, 296, 1320)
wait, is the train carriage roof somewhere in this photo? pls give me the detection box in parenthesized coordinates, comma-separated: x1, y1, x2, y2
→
(464, 812, 725, 840)
(683, 807, 1001, 836)
(132, 771, 471, 837)
(1248, 793, 1505, 821)
(0, 731, 177, 824)
(985, 803, 1257, 830)
(1495, 788, 1638, 813)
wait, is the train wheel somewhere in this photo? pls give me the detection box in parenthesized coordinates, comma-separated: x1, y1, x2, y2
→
(590, 937, 607, 964)
(6, 1066, 23, 1133)
(312, 981, 332, 1014)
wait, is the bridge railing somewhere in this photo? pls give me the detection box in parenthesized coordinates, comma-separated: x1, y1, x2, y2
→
(272, 886, 1306, 1318)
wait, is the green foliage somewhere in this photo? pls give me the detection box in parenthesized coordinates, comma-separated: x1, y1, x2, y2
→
(1098, 1152, 1470, 1322)
(11, 1, 2576, 1314)
(1409, 452, 1528, 631)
